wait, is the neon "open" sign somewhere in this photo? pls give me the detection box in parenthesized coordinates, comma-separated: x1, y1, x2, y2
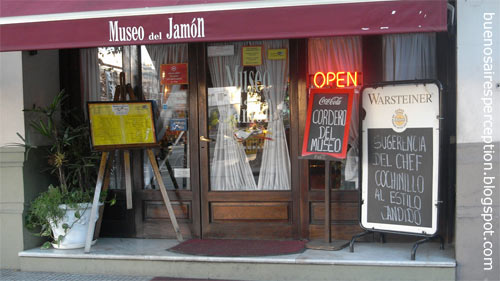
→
(313, 71, 361, 88)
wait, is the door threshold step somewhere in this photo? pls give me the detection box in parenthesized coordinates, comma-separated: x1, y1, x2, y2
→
(19, 238, 456, 281)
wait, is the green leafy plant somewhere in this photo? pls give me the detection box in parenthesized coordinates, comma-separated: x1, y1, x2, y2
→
(25, 185, 92, 248)
(22, 90, 97, 192)
(20, 90, 115, 248)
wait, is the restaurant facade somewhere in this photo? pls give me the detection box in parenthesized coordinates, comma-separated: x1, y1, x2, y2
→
(0, 1, 498, 280)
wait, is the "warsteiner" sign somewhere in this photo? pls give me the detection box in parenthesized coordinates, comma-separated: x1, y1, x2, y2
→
(301, 88, 354, 159)
(360, 82, 441, 236)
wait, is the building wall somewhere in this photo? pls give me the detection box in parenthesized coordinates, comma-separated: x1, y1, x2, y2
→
(22, 50, 61, 146)
(0, 52, 25, 147)
(0, 51, 25, 269)
(456, 1, 500, 280)
(0, 50, 60, 269)
(21, 50, 61, 250)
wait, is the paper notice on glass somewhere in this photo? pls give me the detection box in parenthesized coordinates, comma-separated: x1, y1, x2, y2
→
(160, 63, 188, 85)
(207, 45, 234, 57)
(208, 87, 241, 107)
(242, 45, 262, 66)
(268, 48, 287, 60)
(166, 90, 188, 110)
(174, 168, 190, 178)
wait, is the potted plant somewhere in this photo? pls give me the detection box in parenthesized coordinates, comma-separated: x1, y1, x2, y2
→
(21, 90, 114, 249)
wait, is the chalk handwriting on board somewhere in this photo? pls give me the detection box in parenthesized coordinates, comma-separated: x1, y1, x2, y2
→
(301, 89, 353, 159)
(309, 107, 347, 153)
(367, 128, 433, 228)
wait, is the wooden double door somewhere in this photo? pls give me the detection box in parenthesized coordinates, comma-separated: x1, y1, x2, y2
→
(102, 41, 360, 241)
(130, 42, 300, 240)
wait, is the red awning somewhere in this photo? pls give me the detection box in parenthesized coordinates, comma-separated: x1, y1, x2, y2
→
(0, 0, 447, 52)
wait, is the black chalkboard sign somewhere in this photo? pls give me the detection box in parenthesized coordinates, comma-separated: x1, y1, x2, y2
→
(361, 82, 440, 236)
(366, 128, 433, 228)
(301, 89, 354, 159)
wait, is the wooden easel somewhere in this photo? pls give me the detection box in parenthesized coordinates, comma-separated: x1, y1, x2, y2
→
(85, 74, 183, 253)
(91, 75, 134, 238)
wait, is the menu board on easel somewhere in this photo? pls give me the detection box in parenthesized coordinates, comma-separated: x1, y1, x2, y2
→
(85, 100, 184, 253)
(87, 101, 158, 150)
(360, 81, 441, 236)
(301, 88, 354, 160)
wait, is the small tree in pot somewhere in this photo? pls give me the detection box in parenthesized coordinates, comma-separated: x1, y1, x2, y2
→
(22, 90, 114, 249)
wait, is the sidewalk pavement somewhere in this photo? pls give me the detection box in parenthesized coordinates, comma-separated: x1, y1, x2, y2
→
(0, 270, 152, 281)
(0, 270, 238, 281)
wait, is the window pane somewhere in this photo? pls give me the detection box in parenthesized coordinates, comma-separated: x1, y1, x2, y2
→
(142, 44, 190, 190)
(98, 47, 123, 101)
(206, 40, 291, 191)
(382, 33, 437, 81)
(309, 160, 355, 190)
(97, 47, 124, 190)
(307, 37, 362, 191)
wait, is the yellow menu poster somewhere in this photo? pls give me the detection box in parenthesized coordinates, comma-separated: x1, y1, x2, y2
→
(242, 45, 263, 66)
(88, 102, 157, 149)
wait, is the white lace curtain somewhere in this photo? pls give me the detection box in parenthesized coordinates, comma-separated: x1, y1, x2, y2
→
(256, 40, 290, 190)
(382, 33, 437, 81)
(208, 42, 257, 190)
(308, 37, 362, 189)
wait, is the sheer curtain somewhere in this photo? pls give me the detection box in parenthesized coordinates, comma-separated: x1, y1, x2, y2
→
(208, 42, 257, 190)
(383, 33, 437, 81)
(256, 40, 290, 190)
(308, 37, 362, 189)
(146, 44, 188, 69)
(80, 48, 100, 117)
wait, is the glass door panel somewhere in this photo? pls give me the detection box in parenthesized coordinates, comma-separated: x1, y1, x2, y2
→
(200, 40, 296, 239)
(142, 44, 191, 190)
(136, 43, 196, 239)
(206, 40, 291, 191)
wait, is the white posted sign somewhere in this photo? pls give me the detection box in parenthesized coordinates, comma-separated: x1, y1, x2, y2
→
(361, 82, 440, 236)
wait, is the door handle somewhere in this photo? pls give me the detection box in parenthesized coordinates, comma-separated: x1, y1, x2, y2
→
(200, 136, 213, 142)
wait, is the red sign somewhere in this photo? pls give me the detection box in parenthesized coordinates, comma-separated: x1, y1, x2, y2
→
(161, 63, 188, 85)
(301, 88, 354, 159)
(311, 72, 363, 88)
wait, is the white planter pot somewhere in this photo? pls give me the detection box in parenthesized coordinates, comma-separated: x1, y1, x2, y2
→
(49, 202, 101, 249)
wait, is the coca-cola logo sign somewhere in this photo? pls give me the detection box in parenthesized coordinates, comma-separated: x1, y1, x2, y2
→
(318, 96, 343, 106)
(302, 89, 354, 159)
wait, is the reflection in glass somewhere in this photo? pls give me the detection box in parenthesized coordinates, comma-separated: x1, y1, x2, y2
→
(208, 86, 257, 190)
(97, 47, 124, 189)
(142, 44, 190, 190)
(308, 37, 362, 190)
